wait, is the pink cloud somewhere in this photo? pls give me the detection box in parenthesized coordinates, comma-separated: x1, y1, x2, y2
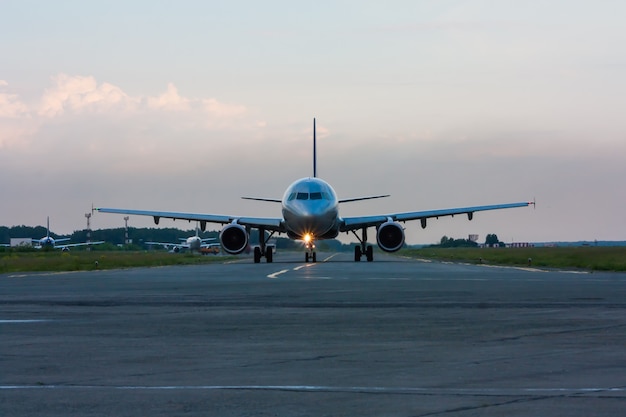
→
(147, 83, 191, 111)
(0, 81, 29, 118)
(38, 74, 138, 117)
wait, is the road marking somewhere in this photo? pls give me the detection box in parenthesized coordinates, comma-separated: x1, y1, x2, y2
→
(267, 269, 289, 279)
(293, 264, 315, 271)
(0, 320, 51, 323)
(478, 264, 547, 273)
(2, 385, 625, 396)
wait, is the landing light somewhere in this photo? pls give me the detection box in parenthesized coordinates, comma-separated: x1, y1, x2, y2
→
(303, 233, 312, 243)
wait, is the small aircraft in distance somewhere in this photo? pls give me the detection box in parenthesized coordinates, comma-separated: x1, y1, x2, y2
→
(96, 119, 534, 263)
(34, 217, 104, 251)
(146, 225, 218, 253)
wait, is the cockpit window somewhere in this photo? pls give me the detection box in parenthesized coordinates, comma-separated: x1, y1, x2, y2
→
(288, 190, 332, 201)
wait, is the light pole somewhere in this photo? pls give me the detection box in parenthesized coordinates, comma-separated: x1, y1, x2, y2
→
(124, 216, 130, 245)
(85, 212, 92, 250)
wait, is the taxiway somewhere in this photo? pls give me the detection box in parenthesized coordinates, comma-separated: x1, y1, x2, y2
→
(2, 252, 626, 416)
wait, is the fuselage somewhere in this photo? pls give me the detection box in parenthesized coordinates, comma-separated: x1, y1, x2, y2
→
(186, 236, 202, 251)
(281, 177, 340, 241)
(38, 237, 55, 248)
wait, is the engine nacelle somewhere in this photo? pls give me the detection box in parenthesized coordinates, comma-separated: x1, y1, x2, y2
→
(219, 223, 249, 254)
(376, 221, 405, 252)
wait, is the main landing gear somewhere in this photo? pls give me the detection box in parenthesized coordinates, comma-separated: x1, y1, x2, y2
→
(254, 246, 273, 263)
(351, 227, 374, 262)
(254, 227, 275, 263)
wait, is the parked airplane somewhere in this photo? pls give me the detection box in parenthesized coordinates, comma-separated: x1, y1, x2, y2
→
(34, 217, 104, 250)
(146, 225, 218, 253)
(96, 119, 534, 263)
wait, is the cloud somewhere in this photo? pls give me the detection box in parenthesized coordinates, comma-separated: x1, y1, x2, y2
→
(0, 81, 33, 149)
(33, 74, 248, 123)
(0, 81, 29, 119)
(202, 98, 246, 118)
(147, 83, 190, 111)
(38, 74, 136, 117)
(0, 74, 261, 180)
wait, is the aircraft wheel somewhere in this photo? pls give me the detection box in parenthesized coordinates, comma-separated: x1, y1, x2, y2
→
(366, 245, 374, 262)
(266, 247, 273, 263)
(354, 246, 362, 262)
(312, 252, 317, 263)
(254, 247, 261, 263)
(305, 252, 310, 263)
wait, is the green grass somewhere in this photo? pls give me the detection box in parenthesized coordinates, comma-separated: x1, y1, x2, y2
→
(2, 247, 625, 274)
(399, 246, 626, 272)
(0, 251, 236, 274)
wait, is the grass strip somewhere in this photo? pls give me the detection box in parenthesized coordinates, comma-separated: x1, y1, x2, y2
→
(399, 247, 626, 272)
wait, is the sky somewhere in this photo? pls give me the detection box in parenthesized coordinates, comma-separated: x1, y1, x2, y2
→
(1, 0, 625, 245)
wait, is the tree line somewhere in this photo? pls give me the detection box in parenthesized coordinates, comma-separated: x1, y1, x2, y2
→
(430, 234, 503, 248)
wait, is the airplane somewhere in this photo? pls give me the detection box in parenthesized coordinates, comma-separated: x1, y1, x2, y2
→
(96, 119, 534, 263)
(146, 225, 218, 253)
(34, 217, 104, 251)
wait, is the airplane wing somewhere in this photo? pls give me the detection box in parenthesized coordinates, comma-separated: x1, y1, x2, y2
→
(57, 241, 105, 249)
(95, 208, 285, 232)
(145, 241, 185, 249)
(34, 237, 72, 244)
(200, 242, 221, 248)
(340, 201, 534, 231)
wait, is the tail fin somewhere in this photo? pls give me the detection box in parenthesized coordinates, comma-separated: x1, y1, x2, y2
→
(313, 118, 317, 178)
(46, 217, 50, 238)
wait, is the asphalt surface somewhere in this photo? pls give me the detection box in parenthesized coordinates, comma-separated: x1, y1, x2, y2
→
(2, 251, 626, 416)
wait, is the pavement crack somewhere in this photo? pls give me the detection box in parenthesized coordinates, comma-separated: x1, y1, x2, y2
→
(412, 395, 555, 416)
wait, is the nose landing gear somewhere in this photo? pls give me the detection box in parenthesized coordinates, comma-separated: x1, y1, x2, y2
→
(305, 241, 317, 263)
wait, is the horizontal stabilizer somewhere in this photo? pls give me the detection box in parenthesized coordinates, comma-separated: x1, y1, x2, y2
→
(339, 195, 390, 203)
(241, 197, 282, 203)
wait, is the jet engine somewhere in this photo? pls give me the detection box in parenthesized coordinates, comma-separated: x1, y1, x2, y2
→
(219, 223, 249, 254)
(376, 221, 405, 252)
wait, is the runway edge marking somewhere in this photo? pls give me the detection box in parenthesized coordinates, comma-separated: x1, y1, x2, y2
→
(2, 385, 625, 397)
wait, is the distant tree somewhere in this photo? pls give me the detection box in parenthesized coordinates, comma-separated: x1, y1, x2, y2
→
(433, 236, 478, 248)
(485, 234, 504, 247)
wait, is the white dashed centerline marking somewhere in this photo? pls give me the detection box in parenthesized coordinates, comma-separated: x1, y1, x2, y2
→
(267, 269, 289, 279)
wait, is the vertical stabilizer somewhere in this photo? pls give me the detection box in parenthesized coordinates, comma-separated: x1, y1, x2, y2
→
(46, 217, 50, 238)
(313, 118, 317, 178)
